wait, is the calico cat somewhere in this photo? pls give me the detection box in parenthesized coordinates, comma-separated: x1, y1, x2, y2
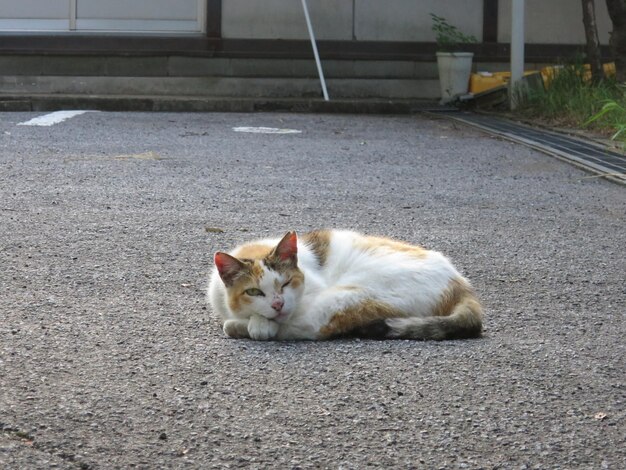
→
(207, 230, 483, 341)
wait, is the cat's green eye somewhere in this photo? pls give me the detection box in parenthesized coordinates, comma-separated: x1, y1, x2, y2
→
(245, 288, 265, 297)
(282, 279, 292, 288)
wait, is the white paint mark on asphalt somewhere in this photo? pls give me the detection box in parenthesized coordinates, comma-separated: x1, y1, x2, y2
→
(232, 126, 302, 135)
(18, 110, 93, 127)
(113, 151, 163, 161)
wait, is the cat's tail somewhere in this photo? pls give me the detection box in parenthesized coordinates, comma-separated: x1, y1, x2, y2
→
(356, 292, 483, 341)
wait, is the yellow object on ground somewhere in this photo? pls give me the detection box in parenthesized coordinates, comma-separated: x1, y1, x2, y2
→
(582, 62, 616, 81)
(471, 62, 617, 94)
(470, 71, 537, 94)
(541, 62, 615, 87)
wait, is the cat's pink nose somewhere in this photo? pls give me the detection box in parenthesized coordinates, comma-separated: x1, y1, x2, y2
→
(271, 298, 284, 312)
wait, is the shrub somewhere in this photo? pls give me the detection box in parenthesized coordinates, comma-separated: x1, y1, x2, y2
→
(520, 61, 625, 140)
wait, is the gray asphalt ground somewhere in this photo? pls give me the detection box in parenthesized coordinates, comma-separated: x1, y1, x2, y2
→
(1, 111, 624, 469)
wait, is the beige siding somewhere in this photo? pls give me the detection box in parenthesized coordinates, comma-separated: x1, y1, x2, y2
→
(221, 0, 353, 40)
(354, 0, 483, 41)
(0, 0, 614, 44)
(0, 0, 70, 30)
(0, 0, 204, 33)
(498, 0, 612, 44)
(0, 0, 69, 19)
(77, 0, 198, 21)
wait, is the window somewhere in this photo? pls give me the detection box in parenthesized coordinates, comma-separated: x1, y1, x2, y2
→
(0, 0, 206, 33)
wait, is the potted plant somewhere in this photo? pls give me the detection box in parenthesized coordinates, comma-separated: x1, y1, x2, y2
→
(431, 14, 477, 104)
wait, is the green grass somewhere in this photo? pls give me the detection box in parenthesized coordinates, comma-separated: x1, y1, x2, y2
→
(584, 99, 626, 141)
(518, 63, 626, 142)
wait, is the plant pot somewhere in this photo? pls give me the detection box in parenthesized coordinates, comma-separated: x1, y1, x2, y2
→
(436, 52, 474, 104)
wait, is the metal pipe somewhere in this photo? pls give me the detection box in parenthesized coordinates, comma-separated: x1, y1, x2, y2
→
(301, 0, 330, 101)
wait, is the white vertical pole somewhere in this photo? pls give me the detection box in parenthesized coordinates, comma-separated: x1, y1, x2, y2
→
(198, 0, 207, 34)
(301, 0, 330, 101)
(69, 0, 77, 30)
(510, 0, 525, 109)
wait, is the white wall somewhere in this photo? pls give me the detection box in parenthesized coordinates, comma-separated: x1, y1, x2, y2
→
(0, 0, 204, 32)
(0, 0, 69, 30)
(0, 0, 615, 45)
(498, 0, 612, 45)
(221, 0, 353, 39)
(354, 0, 483, 41)
(222, 0, 611, 44)
(222, 0, 483, 41)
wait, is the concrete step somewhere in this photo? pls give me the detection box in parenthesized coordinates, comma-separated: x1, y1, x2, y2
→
(0, 94, 439, 113)
(0, 75, 440, 99)
(0, 55, 440, 79)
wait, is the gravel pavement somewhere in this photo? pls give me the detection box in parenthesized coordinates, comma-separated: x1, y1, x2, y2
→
(1, 111, 624, 469)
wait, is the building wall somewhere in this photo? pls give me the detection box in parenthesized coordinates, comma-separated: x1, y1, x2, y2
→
(0, 0, 614, 48)
(221, 0, 611, 45)
(221, 0, 484, 42)
(353, 0, 483, 42)
(498, 0, 612, 44)
(221, 0, 353, 40)
(0, 0, 69, 31)
(0, 0, 205, 33)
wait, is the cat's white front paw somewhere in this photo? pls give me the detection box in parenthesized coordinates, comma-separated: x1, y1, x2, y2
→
(223, 319, 250, 338)
(248, 315, 279, 341)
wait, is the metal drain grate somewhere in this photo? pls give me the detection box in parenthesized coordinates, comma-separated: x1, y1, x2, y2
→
(429, 110, 626, 184)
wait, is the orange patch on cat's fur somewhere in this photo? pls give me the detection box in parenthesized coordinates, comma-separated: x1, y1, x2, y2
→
(433, 278, 473, 317)
(227, 288, 252, 313)
(319, 299, 408, 339)
(288, 270, 305, 289)
(301, 230, 332, 266)
(356, 236, 428, 259)
(223, 257, 266, 313)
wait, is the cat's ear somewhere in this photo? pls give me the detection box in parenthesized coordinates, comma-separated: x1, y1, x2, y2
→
(273, 231, 298, 265)
(214, 252, 246, 287)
